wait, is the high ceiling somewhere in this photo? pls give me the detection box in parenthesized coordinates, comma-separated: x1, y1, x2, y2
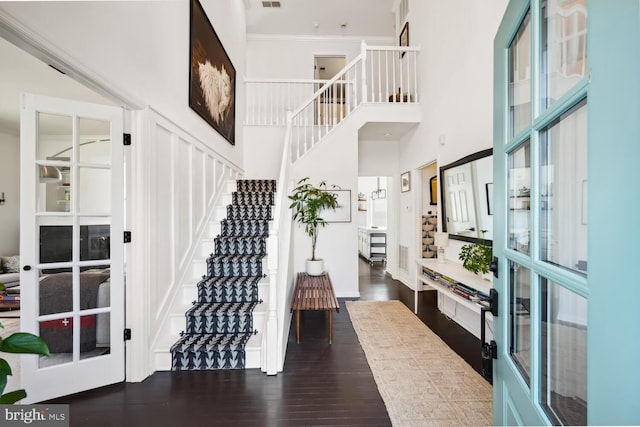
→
(0, 37, 112, 135)
(0, 1, 399, 138)
(245, 0, 396, 38)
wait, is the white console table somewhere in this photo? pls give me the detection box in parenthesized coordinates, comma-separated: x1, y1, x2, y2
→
(416, 258, 493, 340)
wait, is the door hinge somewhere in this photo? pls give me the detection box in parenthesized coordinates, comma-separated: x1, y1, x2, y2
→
(489, 256, 499, 278)
(124, 231, 132, 243)
(482, 340, 498, 382)
(123, 133, 131, 146)
(124, 328, 132, 341)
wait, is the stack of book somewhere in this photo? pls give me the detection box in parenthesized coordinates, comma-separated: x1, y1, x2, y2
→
(422, 267, 440, 281)
(0, 294, 20, 302)
(452, 283, 479, 301)
(439, 275, 455, 289)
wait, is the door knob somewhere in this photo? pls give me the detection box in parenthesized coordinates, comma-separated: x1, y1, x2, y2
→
(23, 265, 32, 271)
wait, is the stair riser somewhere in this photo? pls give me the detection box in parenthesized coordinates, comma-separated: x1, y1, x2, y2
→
(226, 206, 273, 220)
(170, 333, 253, 370)
(170, 306, 266, 335)
(155, 345, 262, 371)
(183, 281, 269, 305)
(235, 180, 276, 193)
(207, 257, 265, 278)
(214, 238, 267, 256)
(220, 221, 270, 237)
(232, 193, 275, 206)
(197, 283, 258, 304)
(172, 350, 246, 370)
(186, 316, 254, 334)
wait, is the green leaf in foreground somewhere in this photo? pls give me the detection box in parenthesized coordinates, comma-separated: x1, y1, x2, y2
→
(0, 333, 50, 356)
(0, 389, 27, 404)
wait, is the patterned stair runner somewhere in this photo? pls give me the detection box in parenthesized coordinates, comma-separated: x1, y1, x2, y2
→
(170, 179, 276, 370)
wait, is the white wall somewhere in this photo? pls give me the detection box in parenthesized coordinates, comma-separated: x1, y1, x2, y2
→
(0, 0, 247, 168)
(391, 0, 508, 281)
(358, 139, 399, 176)
(0, 130, 20, 256)
(243, 125, 286, 179)
(291, 125, 359, 298)
(246, 35, 392, 80)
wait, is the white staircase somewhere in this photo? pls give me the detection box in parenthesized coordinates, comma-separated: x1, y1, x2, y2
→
(152, 180, 272, 370)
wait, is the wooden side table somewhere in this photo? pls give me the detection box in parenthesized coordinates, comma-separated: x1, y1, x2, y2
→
(290, 272, 339, 344)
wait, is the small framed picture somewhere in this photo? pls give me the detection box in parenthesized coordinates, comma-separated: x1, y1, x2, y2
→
(401, 171, 411, 193)
(399, 21, 409, 58)
(429, 176, 437, 205)
(322, 190, 351, 223)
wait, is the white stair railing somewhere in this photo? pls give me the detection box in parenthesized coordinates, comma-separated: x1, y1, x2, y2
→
(245, 79, 332, 126)
(289, 42, 420, 161)
(262, 42, 420, 374)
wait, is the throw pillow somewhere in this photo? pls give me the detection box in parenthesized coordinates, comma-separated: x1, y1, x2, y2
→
(3, 256, 19, 273)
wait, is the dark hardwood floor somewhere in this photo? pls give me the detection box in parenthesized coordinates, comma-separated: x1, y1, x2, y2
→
(46, 257, 485, 426)
(359, 257, 483, 375)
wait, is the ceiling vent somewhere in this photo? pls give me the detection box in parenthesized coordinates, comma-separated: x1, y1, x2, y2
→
(262, 1, 281, 7)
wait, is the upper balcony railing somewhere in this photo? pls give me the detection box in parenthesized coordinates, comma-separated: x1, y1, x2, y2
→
(245, 42, 420, 131)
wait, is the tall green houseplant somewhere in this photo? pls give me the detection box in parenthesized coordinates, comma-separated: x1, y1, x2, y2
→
(289, 177, 340, 265)
(0, 283, 50, 403)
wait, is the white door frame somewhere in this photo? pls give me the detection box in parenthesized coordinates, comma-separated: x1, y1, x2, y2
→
(0, 14, 151, 383)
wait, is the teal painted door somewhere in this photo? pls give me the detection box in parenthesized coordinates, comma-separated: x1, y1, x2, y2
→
(492, 1, 640, 425)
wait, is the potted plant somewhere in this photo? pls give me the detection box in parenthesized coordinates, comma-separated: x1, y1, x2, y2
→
(0, 283, 50, 403)
(458, 230, 493, 276)
(289, 177, 340, 276)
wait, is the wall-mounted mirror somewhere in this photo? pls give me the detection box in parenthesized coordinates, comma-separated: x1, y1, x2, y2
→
(440, 148, 493, 243)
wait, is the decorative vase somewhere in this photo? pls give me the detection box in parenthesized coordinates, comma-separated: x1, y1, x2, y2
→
(306, 260, 324, 276)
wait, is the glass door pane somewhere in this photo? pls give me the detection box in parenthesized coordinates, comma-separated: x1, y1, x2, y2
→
(539, 99, 587, 275)
(509, 10, 532, 138)
(508, 141, 531, 254)
(509, 261, 531, 385)
(541, 0, 588, 111)
(540, 278, 587, 425)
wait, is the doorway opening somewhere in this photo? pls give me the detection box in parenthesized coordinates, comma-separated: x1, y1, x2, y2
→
(0, 34, 125, 402)
(314, 55, 346, 125)
(418, 162, 439, 260)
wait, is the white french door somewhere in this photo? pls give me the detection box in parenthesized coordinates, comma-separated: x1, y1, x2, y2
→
(19, 94, 125, 403)
(493, 1, 640, 425)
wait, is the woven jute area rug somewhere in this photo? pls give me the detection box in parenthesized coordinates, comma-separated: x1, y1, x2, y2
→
(346, 300, 493, 426)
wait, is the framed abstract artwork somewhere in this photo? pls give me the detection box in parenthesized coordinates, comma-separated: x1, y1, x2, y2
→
(189, 0, 236, 145)
(399, 21, 409, 57)
(430, 176, 437, 205)
(322, 190, 352, 223)
(401, 171, 411, 192)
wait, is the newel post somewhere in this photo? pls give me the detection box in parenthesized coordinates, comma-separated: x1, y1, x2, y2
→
(265, 232, 279, 375)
